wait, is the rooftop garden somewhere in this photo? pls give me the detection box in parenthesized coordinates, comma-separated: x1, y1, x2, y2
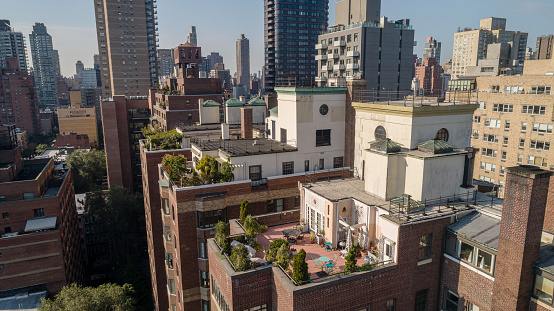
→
(142, 125, 183, 150)
(161, 154, 234, 187)
(155, 83, 180, 95)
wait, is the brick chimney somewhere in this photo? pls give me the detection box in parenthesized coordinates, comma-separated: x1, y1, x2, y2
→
(241, 107, 253, 139)
(492, 165, 552, 311)
(345, 79, 367, 168)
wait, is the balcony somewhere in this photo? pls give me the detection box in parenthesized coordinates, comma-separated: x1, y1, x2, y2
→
(333, 64, 345, 71)
(315, 43, 328, 50)
(315, 76, 327, 82)
(346, 63, 360, 70)
(347, 51, 360, 57)
(333, 40, 346, 47)
(315, 54, 327, 61)
(331, 53, 340, 59)
(321, 65, 332, 71)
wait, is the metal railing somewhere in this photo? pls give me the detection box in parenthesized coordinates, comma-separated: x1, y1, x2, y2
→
(354, 89, 478, 106)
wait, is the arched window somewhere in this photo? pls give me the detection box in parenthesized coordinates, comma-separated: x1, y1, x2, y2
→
(319, 104, 329, 115)
(435, 128, 449, 142)
(374, 126, 386, 140)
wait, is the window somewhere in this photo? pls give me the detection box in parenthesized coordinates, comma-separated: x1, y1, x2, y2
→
(500, 166, 505, 176)
(386, 299, 396, 311)
(162, 199, 169, 215)
(533, 123, 553, 134)
(443, 289, 459, 311)
(504, 120, 511, 130)
(481, 148, 497, 158)
(472, 130, 479, 139)
(197, 209, 226, 229)
(212, 277, 230, 311)
(501, 151, 507, 161)
(319, 158, 325, 170)
(491, 85, 500, 93)
(304, 160, 310, 172)
(316, 129, 331, 146)
(435, 128, 449, 142)
(534, 274, 554, 304)
(483, 134, 499, 143)
(168, 279, 175, 294)
(33, 208, 44, 217)
(504, 86, 523, 94)
(521, 122, 527, 132)
(1, 212, 8, 220)
(478, 101, 486, 110)
(375, 126, 387, 140)
(414, 289, 428, 311)
(0, 196, 5, 202)
(319, 104, 329, 115)
(199, 242, 207, 259)
(202, 300, 210, 311)
(4, 227, 11, 234)
(530, 140, 550, 151)
(522, 105, 546, 115)
(493, 103, 513, 112)
(167, 253, 173, 269)
(528, 156, 548, 167)
(473, 116, 480, 124)
(484, 118, 501, 128)
(530, 86, 552, 95)
(24, 193, 35, 200)
(466, 302, 480, 311)
(517, 154, 524, 163)
(519, 138, 525, 148)
(418, 234, 432, 261)
(333, 157, 344, 168)
(480, 162, 496, 172)
(282, 162, 294, 175)
(249, 165, 262, 181)
(280, 128, 287, 143)
(0, 264, 3, 271)
(354, 33, 359, 42)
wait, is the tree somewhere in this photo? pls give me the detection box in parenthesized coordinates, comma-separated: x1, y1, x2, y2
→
(66, 149, 107, 193)
(292, 249, 310, 283)
(266, 239, 289, 261)
(36, 143, 48, 154)
(239, 200, 250, 223)
(220, 159, 235, 182)
(142, 126, 182, 150)
(243, 215, 261, 241)
(214, 221, 231, 254)
(345, 246, 358, 272)
(161, 154, 190, 186)
(276, 244, 291, 270)
(229, 243, 250, 271)
(39, 283, 136, 311)
(196, 155, 219, 184)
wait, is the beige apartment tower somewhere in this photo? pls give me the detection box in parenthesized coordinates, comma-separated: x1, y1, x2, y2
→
(335, 0, 381, 25)
(236, 34, 250, 92)
(451, 17, 527, 79)
(94, 0, 158, 98)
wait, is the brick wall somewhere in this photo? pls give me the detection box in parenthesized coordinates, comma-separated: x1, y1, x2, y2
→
(253, 209, 300, 227)
(544, 174, 554, 234)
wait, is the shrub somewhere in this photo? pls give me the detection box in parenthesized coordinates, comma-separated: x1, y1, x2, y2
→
(260, 224, 268, 233)
(214, 221, 231, 254)
(161, 154, 189, 186)
(275, 244, 291, 270)
(143, 127, 182, 150)
(292, 249, 310, 283)
(345, 247, 358, 272)
(239, 200, 250, 223)
(229, 244, 250, 271)
(243, 215, 261, 241)
(266, 239, 289, 261)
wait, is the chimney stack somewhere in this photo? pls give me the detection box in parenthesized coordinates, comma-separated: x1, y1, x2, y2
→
(241, 107, 253, 139)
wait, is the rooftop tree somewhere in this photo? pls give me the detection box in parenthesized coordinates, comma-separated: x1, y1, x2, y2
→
(292, 249, 310, 283)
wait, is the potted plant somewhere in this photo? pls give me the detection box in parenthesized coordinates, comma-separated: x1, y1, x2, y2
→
(309, 233, 316, 244)
(298, 224, 303, 232)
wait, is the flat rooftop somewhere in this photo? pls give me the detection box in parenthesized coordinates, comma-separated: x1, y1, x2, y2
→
(306, 178, 503, 224)
(192, 138, 297, 157)
(13, 161, 48, 182)
(448, 211, 501, 250)
(177, 124, 265, 134)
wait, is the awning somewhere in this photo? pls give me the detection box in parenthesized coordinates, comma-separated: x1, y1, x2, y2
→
(25, 216, 57, 233)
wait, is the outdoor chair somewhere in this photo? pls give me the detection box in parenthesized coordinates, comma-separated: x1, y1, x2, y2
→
(311, 254, 320, 268)
(325, 262, 334, 274)
(296, 234, 304, 245)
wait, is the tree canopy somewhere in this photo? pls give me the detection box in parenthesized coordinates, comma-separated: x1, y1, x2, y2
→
(161, 154, 234, 187)
(39, 283, 136, 311)
(142, 126, 182, 150)
(66, 149, 107, 193)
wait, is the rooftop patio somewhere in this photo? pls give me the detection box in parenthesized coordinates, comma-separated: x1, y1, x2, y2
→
(257, 223, 369, 282)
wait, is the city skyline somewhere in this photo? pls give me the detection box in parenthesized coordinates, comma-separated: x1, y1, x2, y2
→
(3, 0, 553, 77)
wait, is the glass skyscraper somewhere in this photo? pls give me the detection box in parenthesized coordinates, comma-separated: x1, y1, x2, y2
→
(29, 23, 58, 107)
(264, 0, 329, 92)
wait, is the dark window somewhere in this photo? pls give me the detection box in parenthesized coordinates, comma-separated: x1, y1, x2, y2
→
(319, 104, 329, 115)
(280, 128, 287, 143)
(202, 299, 210, 311)
(295, 196, 300, 207)
(197, 209, 226, 228)
(271, 121, 276, 140)
(0, 264, 3, 270)
(375, 126, 387, 140)
(249, 165, 262, 181)
(282, 162, 294, 175)
(333, 157, 344, 168)
(414, 289, 428, 311)
(435, 128, 449, 142)
(162, 199, 170, 215)
(1, 212, 8, 220)
(304, 160, 310, 172)
(199, 241, 207, 259)
(33, 208, 44, 218)
(0, 196, 5, 202)
(172, 205, 175, 221)
(418, 234, 432, 261)
(386, 299, 396, 311)
(319, 158, 325, 170)
(443, 289, 459, 311)
(4, 227, 11, 234)
(167, 253, 173, 269)
(316, 129, 331, 146)
(200, 271, 210, 288)
(212, 277, 230, 311)
(444, 231, 457, 257)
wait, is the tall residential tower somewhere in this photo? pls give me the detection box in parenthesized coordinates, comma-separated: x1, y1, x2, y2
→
(0, 20, 27, 72)
(264, 0, 329, 92)
(236, 34, 250, 92)
(29, 23, 58, 106)
(423, 37, 441, 65)
(94, 0, 158, 98)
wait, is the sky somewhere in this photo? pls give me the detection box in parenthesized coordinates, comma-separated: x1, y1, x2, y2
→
(4, 0, 554, 77)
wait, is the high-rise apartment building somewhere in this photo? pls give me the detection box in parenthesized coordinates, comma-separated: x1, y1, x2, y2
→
(57, 91, 99, 148)
(29, 23, 58, 107)
(157, 48, 174, 81)
(75, 60, 84, 80)
(536, 35, 553, 60)
(316, 0, 414, 92)
(200, 52, 224, 76)
(236, 34, 250, 91)
(264, 0, 329, 92)
(0, 20, 27, 72)
(52, 49, 61, 77)
(0, 58, 41, 134)
(187, 26, 197, 47)
(451, 17, 527, 79)
(94, 0, 158, 98)
(414, 57, 443, 96)
(423, 36, 441, 65)
(335, 0, 381, 25)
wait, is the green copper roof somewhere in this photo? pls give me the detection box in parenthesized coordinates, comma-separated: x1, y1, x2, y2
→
(269, 106, 278, 117)
(203, 100, 221, 107)
(226, 98, 244, 107)
(248, 97, 266, 106)
(417, 139, 456, 154)
(369, 139, 402, 153)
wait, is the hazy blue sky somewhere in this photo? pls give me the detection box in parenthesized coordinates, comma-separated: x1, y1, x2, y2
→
(4, 0, 554, 77)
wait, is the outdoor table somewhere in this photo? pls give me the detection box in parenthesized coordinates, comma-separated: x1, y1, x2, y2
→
(282, 228, 300, 237)
(318, 256, 330, 269)
(324, 242, 332, 251)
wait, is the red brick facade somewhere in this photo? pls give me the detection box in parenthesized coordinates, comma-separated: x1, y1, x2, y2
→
(54, 133, 90, 148)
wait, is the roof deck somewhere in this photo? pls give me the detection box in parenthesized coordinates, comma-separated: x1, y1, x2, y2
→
(191, 138, 297, 157)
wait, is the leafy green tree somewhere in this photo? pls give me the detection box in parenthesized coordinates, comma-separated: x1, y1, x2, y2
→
(66, 149, 107, 193)
(266, 239, 289, 261)
(142, 127, 182, 150)
(276, 244, 291, 270)
(161, 154, 190, 186)
(220, 159, 235, 182)
(36, 143, 48, 154)
(239, 200, 250, 223)
(229, 244, 250, 271)
(292, 249, 310, 283)
(39, 283, 136, 311)
(196, 155, 219, 184)
(345, 247, 358, 272)
(214, 221, 231, 254)
(243, 215, 261, 241)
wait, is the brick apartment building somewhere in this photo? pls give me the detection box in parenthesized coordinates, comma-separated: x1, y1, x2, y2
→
(54, 132, 90, 148)
(414, 57, 443, 96)
(0, 125, 83, 296)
